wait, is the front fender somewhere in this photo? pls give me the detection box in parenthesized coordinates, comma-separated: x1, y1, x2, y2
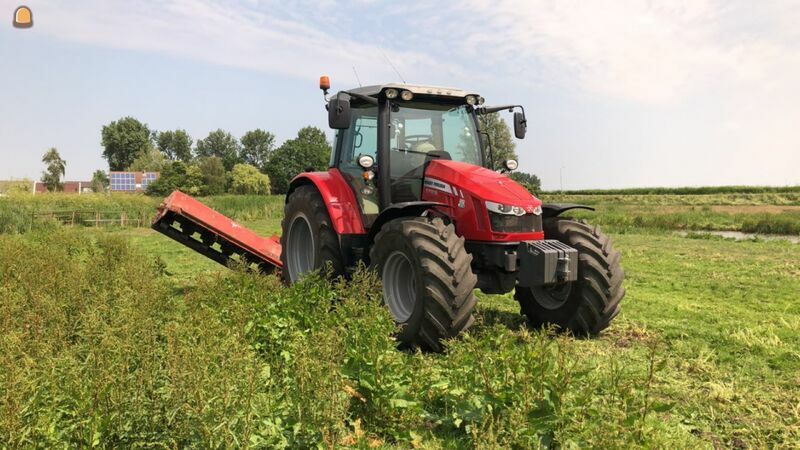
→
(288, 169, 366, 235)
(367, 201, 447, 244)
(541, 203, 595, 218)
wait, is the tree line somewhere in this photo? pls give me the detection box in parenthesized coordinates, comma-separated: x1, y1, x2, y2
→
(38, 114, 539, 195)
(100, 117, 331, 196)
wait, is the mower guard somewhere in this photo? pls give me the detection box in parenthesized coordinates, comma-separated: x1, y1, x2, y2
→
(151, 191, 283, 273)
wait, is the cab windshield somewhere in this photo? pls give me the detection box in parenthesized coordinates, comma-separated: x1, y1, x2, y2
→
(389, 102, 481, 202)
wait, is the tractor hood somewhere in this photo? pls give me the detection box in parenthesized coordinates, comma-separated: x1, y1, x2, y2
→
(424, 160, 541, 211)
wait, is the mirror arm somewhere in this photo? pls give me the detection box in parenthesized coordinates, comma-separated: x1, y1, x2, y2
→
(343, 90, 379, 106)
(477, 104, 518, 115)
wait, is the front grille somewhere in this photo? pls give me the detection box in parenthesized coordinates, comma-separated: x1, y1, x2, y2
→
(489, 212, 542, 233)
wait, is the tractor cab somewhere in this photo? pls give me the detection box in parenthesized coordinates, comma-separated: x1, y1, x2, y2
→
(322, 80, 527, 228)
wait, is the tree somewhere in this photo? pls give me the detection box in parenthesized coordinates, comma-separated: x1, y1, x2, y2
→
(145, 161, 204, 196)
(195, 129, 241, 171)
(478, 113, 518, 170)
(239, 129, 275, 172)
(90, 170, 109, 193)
(127, 148, 169, 172)
(266, 127, 331, 194)
(229, 164, 271, 195)
(197, 156, 228, 195)
(101, 117, 153, 171)
(156, 129, 193, 162)
(510, 171, 542, 192)
(41, 148, 66, 192)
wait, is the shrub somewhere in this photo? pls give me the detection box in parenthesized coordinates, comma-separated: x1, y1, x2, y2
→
(145, 161, 204, 196)
(229, 163, 271, 195)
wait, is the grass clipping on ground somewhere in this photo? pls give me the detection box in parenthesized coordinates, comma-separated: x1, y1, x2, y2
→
(0, 229, 693, 448)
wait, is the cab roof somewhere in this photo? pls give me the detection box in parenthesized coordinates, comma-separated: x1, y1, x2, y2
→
(345, 83, 480, 100)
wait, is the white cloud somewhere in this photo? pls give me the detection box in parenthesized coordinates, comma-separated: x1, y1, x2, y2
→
(35, 0, 800, 105)
(35, 0, 464, 87)
(398, 0, 800, 104)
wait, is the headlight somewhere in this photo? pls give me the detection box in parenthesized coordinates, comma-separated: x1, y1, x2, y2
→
(400, 90, 414, 101)
(477, 96, 485, 105)
(503, 159, 518, 171)
(385, 88, 399, 99)
(486, 201, 525, 216)
(358, 154, 375, 169)
(465, 95, 477, 105)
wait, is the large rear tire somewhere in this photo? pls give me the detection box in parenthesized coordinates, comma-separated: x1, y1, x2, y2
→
(281, 185, 345, 283)
(370, 217, 477, 351)
(515, 218, 625, 335)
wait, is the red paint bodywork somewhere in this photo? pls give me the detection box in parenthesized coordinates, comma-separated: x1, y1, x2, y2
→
(290, 168, 366, 235)
(422, 160, 545, 242)
(154, 190, 283, 267)
(294, 163, 544, 242)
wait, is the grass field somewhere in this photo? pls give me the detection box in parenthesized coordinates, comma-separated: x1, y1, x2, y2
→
(1, 191, 799, 448)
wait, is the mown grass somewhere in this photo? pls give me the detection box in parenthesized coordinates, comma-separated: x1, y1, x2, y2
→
(1, 229, 695, 448)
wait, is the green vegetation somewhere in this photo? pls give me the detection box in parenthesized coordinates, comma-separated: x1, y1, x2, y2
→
(2, 219, 798, 447)
(478, 113, 516, 169)
(40, 147, 66, 192)
(265, 126, 332, 194)
(155, 129, 193, 162)
(240, 128, 276, 173)
(6, 190, 799, 237)
(101, 116, 154, 171)
(229, 164, 271, 195)
(0, 179, 32, 194)
(541, 193, 800, 235)
(196, 129, 242, 171)
(96, 115, 330, 196)
(0, 193, 283, 234)
(544, 185, 800, 196)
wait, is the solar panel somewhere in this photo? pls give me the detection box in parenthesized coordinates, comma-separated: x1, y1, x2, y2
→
(141, 172, 158, 189)
(110, 172, 135, 191)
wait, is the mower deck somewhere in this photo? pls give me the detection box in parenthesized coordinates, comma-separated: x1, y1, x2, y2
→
(151, 191, 283, 273)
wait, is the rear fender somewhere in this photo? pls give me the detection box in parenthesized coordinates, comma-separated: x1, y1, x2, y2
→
(367, 201, 447, 244)
(542, 203, 595, 218)
(288, 169, 366, 235)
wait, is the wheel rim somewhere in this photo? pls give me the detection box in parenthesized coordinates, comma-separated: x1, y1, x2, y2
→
(382, 251, 417, 322)
(286, 214, 314, 283)
(532, 282, 572, 310)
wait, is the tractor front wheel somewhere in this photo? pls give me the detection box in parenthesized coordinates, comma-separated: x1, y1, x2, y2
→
(515, 218, 625, 335)
(370, 217, 477, 351)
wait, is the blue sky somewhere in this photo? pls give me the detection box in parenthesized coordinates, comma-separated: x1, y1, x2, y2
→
(1, 0, 798, 189)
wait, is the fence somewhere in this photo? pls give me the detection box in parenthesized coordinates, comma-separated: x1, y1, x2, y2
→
(31, 210, 154, 229)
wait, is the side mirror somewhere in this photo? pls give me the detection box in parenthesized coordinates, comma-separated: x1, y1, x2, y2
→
(513, 111, 527, 139)
(328, 94, 351, 129)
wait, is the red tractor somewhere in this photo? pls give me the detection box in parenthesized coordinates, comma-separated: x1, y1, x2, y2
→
(153, 78, 625, 351)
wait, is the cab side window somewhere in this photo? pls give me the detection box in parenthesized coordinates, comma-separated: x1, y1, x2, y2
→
(338, 106, 379, 215)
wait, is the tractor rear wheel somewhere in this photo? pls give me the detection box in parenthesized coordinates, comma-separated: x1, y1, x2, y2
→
(281, 185, 344, 283)
(370, 217, 477, 351)
(515, 218, 625, 335)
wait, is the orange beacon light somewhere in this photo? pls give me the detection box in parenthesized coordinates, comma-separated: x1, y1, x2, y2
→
(13, 6, 33, 28)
